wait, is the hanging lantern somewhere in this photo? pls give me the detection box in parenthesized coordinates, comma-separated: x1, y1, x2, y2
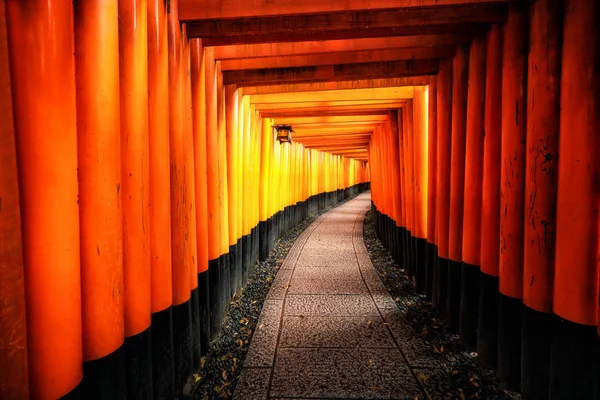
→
(274, 124, 293, 143)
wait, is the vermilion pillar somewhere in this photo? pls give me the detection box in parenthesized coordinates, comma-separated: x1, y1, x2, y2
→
(74, 1, 125, 397)
(447, 45, 469, 332)
(191, 37, 211, 360)
(217, 62, 232, 310)
(434, 59, 453, 315)
(521, 0, 562, 397)
(551, 0, 599, 397)
(459, 35, 486, 350)
(6, 1, 83, 397)
(167, 0, 192, 392)
(413, 87, 429, 294)
(498, 4, 528, 391)
(403, 100, 415, 279)
(182, 27, 202, 369)
(0, 3, 28, 398)
(226, 85, 243, 293)
(426, 77, 438, 301)
(478, 24, 503, 369)
(148, 0, 175, 395)
(205, 47, 222, 340)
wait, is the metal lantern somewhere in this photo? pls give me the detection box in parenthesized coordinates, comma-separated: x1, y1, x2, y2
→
(274, 124, 293, 143)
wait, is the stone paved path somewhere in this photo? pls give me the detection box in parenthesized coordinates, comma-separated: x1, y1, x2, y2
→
(233, 193, 432, 400)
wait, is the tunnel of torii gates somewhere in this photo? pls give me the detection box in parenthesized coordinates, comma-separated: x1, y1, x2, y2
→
(0, 0, 598, 399)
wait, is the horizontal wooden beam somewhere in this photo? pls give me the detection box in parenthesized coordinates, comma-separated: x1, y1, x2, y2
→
(261, 110, 392, 118)
(179, 0, 510, 21)
(255, 100, 405, 111)
(213, 34, 469, 60)
(241, 77, 428, 95)
(225, 60, 438, 86)
(249, 86, 414, 104)
(186, 5, 506, 44)
(221, 46, 455, 70)
(197, 24, 488, 46)
(273, 115, 388, 125)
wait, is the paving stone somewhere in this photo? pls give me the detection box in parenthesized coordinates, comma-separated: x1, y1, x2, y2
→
(278, 316, 396, 348)
(287, 278, 368, 295)
(296, 251, 358, 268)
(244, 300, 283, 367)
(266, 269, 293, 300)
(284, 294, 380, 316)
(232, 368, 271, 400)
(293, 266, 362, 281)
(270, 348, 422, 399)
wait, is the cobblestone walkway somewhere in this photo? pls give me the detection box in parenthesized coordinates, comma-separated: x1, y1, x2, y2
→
(233, 193, 431, 400)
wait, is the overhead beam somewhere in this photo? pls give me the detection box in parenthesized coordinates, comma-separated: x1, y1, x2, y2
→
(213, 34, 470, 60)
(225, 60, 438, 86)
(241, 77, 428, 95)
(180, 0, 511, 20)
(198, 25, 487, 46)
(272, 115, 388, 125)
(261, 110, 392, 118)
(255, 100, 405, 111)
(186, 5, 507, 44)
(220, 47, 455, 70)
(248, 86, 415, 104)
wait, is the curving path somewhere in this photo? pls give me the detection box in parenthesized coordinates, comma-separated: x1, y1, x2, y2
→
(233, 193, 430, 400)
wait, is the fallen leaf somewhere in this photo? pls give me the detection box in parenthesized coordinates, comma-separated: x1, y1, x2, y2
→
(222, 370, 228, 381)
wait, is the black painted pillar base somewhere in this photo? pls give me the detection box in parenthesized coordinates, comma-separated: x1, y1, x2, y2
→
(430, 245, 440, 306)
(415, 238, 427, 294)
(436, 257, 448, 319)
(198, 270, 210, 354)
(497, 293, 523, 391)
(425, 242, 436, 301)
(190, 287, 202, 368)
(550, 317, 598, 400)
(521, 306, 553, 400)
(125, 327, 153, 399)
(228, 245, 237, 299)
(81, 344, 126, 399)
(395, 225, 403, 266)
(446, 259, 462, 333)
(477, 272, 498, 368)
(404, 231, 412, 279)
(459, 262, 480, 350)
(172, 300, 192, 396)
(268, 217, 276, 254)
(235, 238, 243, 295)
(243, 233, 251, 286)
(251, 225, 259, 268)
(151, 307, 175, 400)
(208, 258, 221, 341)
(219, 252, 231, 315)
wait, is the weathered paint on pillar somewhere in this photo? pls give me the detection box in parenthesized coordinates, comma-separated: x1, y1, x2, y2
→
(6, 0, 83, 397)
(0, 2, 29, 397)
(74, 0, 125, 396)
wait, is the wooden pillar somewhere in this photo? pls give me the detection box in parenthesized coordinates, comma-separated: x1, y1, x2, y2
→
(182, 27, 201, 370)
(521, 0, 562, 397)
(148, 0, 175, 395)
(498, 4, 528, 391)
(191, 38, 211, 361)
(447, 45, 469, 332)
(434, 59, 453, 315)
(478, 24, 503, 369)
(551, 0, 599, 397)
(7, 1, 82, 397)
(413, 87, 429, 294)
(404, 100, 416, 279)
(74, 1, 125, 397)
(459, 35, 486, 350)
(259, 118, 273, 260)
(226, 85, 243, 293)
(426, 77, 438, 301)
(389, 111, 403, 267)
(167, 1, 193, 391)
(216, 62, 232, 309)
(205, 47, 222, 340)
(0, 2, 28, 398)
